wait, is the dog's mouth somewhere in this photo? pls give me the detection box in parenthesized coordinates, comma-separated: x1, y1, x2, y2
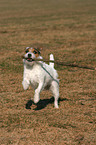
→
(26, 58, 34, 62)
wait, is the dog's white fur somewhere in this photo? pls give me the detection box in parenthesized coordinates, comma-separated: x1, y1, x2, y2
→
(22, 47, 59, 108)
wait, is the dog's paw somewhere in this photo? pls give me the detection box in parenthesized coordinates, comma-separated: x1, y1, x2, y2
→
(34, 96, 40, 104)
(22, 80, 29, 90)
(55, 105, 59, 108)
(54, 102, 59, 108)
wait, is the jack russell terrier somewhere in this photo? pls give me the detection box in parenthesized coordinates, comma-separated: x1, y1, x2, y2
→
(22, 47, 59, 108)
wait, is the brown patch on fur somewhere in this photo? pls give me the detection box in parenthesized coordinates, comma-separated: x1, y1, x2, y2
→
(25, 47, 42, 57)
(31, 48, 39, 57)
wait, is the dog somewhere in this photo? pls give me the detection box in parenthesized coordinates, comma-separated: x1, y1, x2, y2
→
(22, 47, 59, 108)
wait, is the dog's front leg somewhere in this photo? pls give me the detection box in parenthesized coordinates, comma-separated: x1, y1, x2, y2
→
(34, 82, 44, 103)
(22, 79, 30, 90)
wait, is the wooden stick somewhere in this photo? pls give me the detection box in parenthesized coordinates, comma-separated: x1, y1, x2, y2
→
(22, 56, 96, 70)
(37, 59, 95, 70)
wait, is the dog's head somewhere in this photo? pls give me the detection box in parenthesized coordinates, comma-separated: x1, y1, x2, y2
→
(23, 47, 42, 65)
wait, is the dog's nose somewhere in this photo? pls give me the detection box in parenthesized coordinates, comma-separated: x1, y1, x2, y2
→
(28, 53, 31, 58)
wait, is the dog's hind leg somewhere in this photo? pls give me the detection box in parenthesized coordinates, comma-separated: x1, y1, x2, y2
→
(34, 82, 44, 104)
(50, 81, 59, 108)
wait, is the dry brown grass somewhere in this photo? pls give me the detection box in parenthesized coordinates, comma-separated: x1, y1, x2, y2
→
(0, 0, 96, 144)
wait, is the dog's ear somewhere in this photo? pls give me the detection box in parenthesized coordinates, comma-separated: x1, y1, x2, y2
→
(37, 47, 43, 54)
(25, 47, 30, 52)
(25, 47, 30, 50)
(37, 47, 43, 51)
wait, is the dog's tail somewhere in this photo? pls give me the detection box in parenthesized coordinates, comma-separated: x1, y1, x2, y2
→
(49, 54, 54, 68)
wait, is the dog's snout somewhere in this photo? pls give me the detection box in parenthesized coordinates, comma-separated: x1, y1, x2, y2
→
(28, 53, 32, 58)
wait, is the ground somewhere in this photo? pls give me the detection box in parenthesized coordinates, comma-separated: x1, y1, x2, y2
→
(0, 0, 96, 144)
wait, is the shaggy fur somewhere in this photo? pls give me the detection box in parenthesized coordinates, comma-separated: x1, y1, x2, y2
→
(22, 47, 59, 108)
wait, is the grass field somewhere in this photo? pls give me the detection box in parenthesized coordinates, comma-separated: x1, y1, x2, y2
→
(0, 0, 96, 144)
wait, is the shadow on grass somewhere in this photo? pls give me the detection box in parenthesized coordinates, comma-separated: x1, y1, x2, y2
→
(25, 97, 67, 110)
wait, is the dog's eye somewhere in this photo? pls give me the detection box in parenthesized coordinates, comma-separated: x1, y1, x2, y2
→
(25, 50, 29, 53)
(33, 51, 37, 54)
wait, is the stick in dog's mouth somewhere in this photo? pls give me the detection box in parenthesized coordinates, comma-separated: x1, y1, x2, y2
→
(22, 55, 54, 63)
(22, 55, 96, 70)
(22, 56, 34, 62)
(26, 58, 34, 62)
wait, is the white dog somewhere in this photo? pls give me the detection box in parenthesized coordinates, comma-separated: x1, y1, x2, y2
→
(22, 47, 59, 108)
